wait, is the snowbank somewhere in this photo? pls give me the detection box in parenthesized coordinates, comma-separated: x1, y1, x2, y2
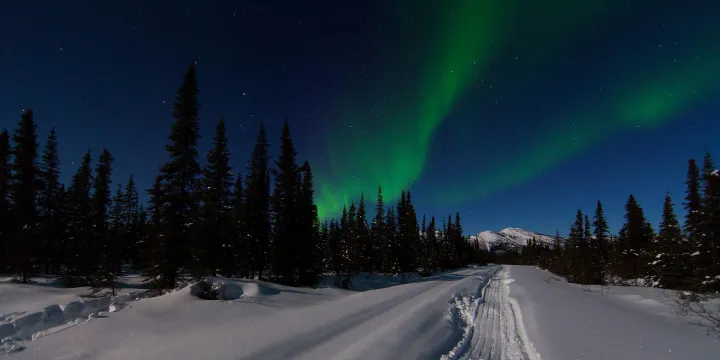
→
(0, 274, 148, 355)
(188, 277, 281, 300)
(0, 295, 130, 354)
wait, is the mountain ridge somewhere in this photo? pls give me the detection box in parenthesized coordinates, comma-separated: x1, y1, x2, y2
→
(469, 227, 557, 252)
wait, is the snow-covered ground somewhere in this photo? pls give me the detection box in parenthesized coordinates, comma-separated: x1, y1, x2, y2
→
(509, 266, 720, 360)
(2, 266, 719, 359)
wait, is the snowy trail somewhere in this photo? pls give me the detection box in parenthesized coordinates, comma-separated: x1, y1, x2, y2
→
(243, 267, 500, 360)
(7, 266, 539, 360)
(444, 267, 540, 360)
(469, 269, 540, 360)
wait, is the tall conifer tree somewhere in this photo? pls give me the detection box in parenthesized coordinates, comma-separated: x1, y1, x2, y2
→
(297, 161, 321, 285)
(684, 159, 703, 242)
(244, 124, 270, 279)
(231, 173, 247, 277)
(0, 130, 10, 272)
(64, 152, 93, 285)
(356, 192, 370, 271)
(152, 63, 202, 288)
(591, 201, 610, 283)
(654, 192, 688, 289)
(371, 185, 385, 272)
(38, 128, 64, 273)
(271, 120, 299, 285)
(92, 149, 118, 290)
(384, 205, 398, 273)
(617, 195, 655, 281)
(198, 118, 234, 276)
(10, 109, 40, 282)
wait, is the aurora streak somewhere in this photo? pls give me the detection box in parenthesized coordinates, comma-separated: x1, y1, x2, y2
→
(314, 0, 720, 219)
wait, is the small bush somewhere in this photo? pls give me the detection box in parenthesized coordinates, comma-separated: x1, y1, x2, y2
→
(195, 279, 219, 300)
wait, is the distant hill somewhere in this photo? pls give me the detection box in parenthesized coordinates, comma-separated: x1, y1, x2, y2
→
(469, 227, 557, 252)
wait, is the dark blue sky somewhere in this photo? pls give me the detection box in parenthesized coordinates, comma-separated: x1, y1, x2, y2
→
(1, 0, 719, 236)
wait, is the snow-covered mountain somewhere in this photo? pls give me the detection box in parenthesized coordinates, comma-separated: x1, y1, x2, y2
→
(469, 227, 556, 252)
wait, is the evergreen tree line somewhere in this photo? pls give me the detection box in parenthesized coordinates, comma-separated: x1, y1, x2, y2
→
(0, 63, 486, 290)
(320, 188, 488, 287)
(520, 152, 720, 293)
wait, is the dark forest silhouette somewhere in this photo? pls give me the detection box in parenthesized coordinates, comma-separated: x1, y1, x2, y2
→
(0, 63, 488, 290)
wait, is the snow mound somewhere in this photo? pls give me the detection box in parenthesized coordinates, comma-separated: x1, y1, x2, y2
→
(470, 227, 556, 252)
(189, 277, 281, 300)
(0, 295, 131, 355)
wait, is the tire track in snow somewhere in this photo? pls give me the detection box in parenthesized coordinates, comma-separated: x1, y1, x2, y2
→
(442, 267, 541, 360)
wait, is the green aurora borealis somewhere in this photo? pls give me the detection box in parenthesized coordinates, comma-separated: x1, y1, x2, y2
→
(314, 0, 720, 219)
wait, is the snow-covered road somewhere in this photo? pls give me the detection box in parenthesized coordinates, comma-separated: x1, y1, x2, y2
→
(6, 266, 537, 360)
(7, 266, 720, 359)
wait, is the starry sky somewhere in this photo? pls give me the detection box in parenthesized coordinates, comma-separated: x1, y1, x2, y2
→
(1, 0, 719, 236)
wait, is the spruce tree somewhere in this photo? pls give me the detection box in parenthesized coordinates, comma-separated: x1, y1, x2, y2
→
(395, 191, 407, 272)
(583, 215, 592, 242)
(328, 219, 343, 276)
(108, 183, 125, 271)
(122, 176, 143, 269)
(419, 215, 428, 272)
(654, 192, 688, 289)
(356, 192, 370, 272)
(244, 124, 270, 279)
(319, 220, 329, 273)
(702, 152, 714, 208)
(37, 128, 64, 273)
(270, 120, 299, 285)
(231, 173, 247, 277)
(405, 193, 421, 271)
(371, 185, 385, 272)
(346, 202, 360, 274)
(617, 195, 655, 281)
(296, 161, 321, 285)
(426, 216, 438, 272)
(395, 191, 411, 272)
(568, 210, 590, 283)
(384, 205, 398, 273)
(92, 149, 118, 291)
(700, 153, 720, 291)
(152, 63, 202, 288)
(64, 152, 94, 286)
(591, 201, 610, 284)
(143, 176, 169, 286)
(198, 118, 234, 276)
(551, 229, 566, 276)
(10, 109, 40, 282)
(0, 130, 10, 272)
(453, 212, 465, 266)
(440, 215, 455, 270)
(684, 159, 703, 242)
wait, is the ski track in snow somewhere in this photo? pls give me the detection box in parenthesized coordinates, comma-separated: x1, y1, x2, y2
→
(443, 267, 540, 360)
(244, 266, 537, 360)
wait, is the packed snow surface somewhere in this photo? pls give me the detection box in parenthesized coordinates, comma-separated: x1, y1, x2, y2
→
(3, 266, 720, 359)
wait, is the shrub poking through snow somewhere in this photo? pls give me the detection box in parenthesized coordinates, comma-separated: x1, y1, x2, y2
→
(191, 278, 219, 300)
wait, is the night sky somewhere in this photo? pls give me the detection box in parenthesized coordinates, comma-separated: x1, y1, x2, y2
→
(1, 0, 719, 236)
